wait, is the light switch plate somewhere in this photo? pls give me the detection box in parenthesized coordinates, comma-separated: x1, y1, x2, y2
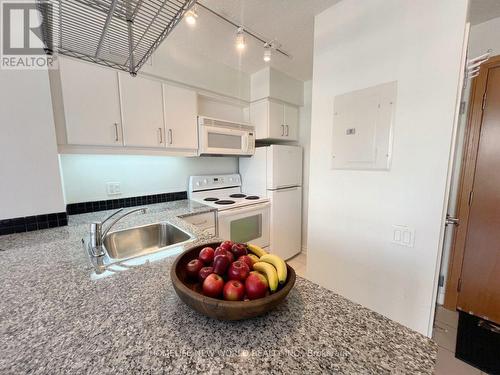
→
(392, 225, 415, 247)
(106, 182, 121, 196)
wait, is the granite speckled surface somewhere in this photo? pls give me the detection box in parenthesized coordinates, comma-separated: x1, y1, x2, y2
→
(0, 200, 436, 374)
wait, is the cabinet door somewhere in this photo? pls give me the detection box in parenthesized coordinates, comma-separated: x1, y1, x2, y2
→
(269, 187, 302, 260)
(119, 74, 165, 148)
(60, 58, 122, 146)
(250, 100, 269, 139)
(268, 100, 286, 139)
(284, 104, 299, 141)
(163, 84, 198, 150)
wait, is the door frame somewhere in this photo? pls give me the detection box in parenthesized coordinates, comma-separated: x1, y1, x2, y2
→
(444, 55, 500, 310)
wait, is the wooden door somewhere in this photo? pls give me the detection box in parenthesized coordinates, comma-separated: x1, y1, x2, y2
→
(119, 74, 165, 148)
(163, 84, 198, 151)
(457, 66, 500, 324)
(60, 58, 123, 146)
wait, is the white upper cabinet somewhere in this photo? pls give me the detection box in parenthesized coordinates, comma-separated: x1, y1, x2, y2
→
(59, 58, 123, 146)
(163, 84, 198, 151)
(119, 73, 166, 148)
(284, 104, 299, 140)
(250, 99, 299, 141)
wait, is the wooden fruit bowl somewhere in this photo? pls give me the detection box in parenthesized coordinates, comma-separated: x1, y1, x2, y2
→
(171, 242, 296, 320)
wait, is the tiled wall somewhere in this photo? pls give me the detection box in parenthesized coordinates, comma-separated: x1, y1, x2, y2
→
(66, 191, 187, 215)
(0, 191, 188, 236)
(0, 212, 68, 236)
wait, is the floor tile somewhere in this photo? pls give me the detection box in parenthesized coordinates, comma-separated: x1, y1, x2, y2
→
(433, 320, 458, 352)
(434, 347, 482, 375)
(435, 305, 459, 328)
(287, 253, 308, 279)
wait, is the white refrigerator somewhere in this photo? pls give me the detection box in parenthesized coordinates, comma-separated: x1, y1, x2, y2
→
(239, 145, 302, 260)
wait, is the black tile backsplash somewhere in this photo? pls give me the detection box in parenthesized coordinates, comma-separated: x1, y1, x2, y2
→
(0, 191, 188, 237)
(65, 191, 188, 215)
(0, 211, 68, 236)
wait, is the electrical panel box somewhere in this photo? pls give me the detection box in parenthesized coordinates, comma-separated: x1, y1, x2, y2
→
(332, 81, 397, 170)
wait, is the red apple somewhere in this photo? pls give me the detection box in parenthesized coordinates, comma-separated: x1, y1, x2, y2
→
(220, 240, 234, 252)
(203, 273, 224, 298)
(185, 259, 203, 279)
(223, 280, 245, 301)
(198, 247, 215, 264)
(227, 261, 250, 282)
(225, 250, 234, 263)
(215, 247, 234, 263)
(245, 271, 269, 300)
(198, 266, 214, 282)
(213, 254, 230, 275)
(214, 247, 226, 257)
(238, 255, 255, 270)
(231, 243, 248, 258)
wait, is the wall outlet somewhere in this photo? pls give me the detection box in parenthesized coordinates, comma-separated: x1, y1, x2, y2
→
(392, 225, 415, 247)
(106, 182, 121, 196)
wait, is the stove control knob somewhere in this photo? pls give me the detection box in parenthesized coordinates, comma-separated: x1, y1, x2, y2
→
(203, 179, 208, 185)
(196, 181, 201, 187)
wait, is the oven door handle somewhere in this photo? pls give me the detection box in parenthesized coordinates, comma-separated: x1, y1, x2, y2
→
(217, 202, 270, 217)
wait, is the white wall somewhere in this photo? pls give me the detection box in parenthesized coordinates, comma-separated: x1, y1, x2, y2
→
(59, 155, 238, 204)
(299, 80, 312, 251)
(468, 16, 500, 57)
(307, 0, 468, 336)
(142, 41, 251, 102)
(250, 67, 304, 106)
(0, 69, 66, 219)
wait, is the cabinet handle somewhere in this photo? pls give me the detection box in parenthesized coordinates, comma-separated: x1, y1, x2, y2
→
(114, 123, 119, 142)
(285, 125, 289, 136)
(281, 125, 285, 136)
(168, 129, 173, 145)
(158, 128, 163, 144)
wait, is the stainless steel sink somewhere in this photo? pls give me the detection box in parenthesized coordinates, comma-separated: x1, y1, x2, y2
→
(102, 222, 193, 261)
(86, 221, 195, 274)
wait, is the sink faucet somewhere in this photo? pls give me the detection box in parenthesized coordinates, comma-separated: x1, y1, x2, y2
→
(89, 207, 147, 257)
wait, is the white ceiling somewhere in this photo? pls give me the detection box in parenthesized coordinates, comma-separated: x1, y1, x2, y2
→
(469, 0, 500, 25)
(164, 0, 340, 82)
(163, 0, 500, 82)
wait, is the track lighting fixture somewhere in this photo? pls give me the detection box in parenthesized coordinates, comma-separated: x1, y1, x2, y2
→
(263, 43, 272, 62)
(184, 7, 198, 26)
(235, 27, 246, 51)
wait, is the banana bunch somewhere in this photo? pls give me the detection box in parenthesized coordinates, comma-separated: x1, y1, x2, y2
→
(247, 243, 288, 293)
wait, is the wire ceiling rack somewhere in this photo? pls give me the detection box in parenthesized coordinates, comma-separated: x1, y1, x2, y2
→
(37, 0, 197, 75)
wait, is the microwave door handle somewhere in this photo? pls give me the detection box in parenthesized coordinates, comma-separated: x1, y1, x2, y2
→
(243, 135, 249, 152)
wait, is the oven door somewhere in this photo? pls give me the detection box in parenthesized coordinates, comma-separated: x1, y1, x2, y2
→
(217, 203, 270, 248)
(199, 125, 253, 156)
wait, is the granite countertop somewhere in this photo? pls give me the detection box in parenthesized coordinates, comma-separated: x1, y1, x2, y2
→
(0, 200, 437, 374)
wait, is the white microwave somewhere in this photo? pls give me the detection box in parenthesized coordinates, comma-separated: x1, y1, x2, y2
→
(198, 116, 255, 156)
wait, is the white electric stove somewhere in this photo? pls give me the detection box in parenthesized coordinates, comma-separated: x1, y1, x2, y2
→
(188, 174, 270, 249)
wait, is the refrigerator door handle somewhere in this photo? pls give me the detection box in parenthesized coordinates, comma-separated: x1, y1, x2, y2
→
(270, 185, 300, 191)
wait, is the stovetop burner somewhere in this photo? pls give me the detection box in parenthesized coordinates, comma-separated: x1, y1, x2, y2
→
(204, 197, 220, 202)
(215, 200, 236, 205)
(229, 194, 247, 198)
(245, 196, 260, 200)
